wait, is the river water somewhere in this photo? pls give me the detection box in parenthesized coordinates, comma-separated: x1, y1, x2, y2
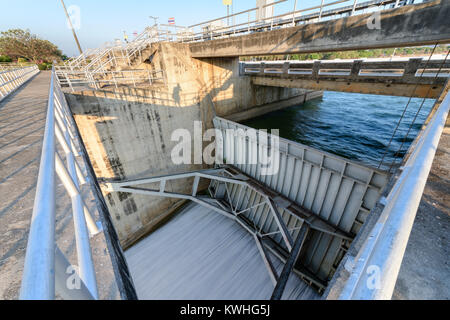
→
(242, 91, 435, 171)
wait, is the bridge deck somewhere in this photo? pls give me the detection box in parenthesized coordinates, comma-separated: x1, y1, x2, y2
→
(0, 71, 120, 299)
(244, 59, 449, 98)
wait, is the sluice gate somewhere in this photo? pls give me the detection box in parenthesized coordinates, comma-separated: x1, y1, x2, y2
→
(106, 117, 389, 299)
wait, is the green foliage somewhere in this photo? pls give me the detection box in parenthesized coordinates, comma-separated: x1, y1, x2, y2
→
(0, 29, 63, 63)
(0, 55, 12, 62)
(38, 62, 52, 70)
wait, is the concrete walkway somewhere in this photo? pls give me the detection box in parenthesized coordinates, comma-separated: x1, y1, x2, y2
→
(0, 71, 120, 300)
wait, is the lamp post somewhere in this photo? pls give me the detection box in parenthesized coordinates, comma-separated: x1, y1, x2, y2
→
(223, 0, 233, 26)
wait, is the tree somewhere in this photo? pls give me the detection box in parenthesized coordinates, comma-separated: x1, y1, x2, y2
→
(0, 29, 62, 63)
(0, 55, 12, 62)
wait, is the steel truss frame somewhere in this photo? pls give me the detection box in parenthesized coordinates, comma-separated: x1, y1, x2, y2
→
(106, 165, 354, 298)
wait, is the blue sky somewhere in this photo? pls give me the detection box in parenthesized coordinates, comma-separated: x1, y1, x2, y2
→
(0, 0, 322, 56)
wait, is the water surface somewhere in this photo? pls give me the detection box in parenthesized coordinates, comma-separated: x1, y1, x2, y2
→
(242, 91, 434, 170)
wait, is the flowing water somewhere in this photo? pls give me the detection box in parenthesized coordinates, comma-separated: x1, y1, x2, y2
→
(242, 91, 435, 171)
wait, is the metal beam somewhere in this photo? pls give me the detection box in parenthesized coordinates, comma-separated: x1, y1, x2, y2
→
(225, 166, 354, 240)
(262, 238, 327, 291)
(254, 234, 279, 286)
(108, 166, 353, 241)
(266, 197, 294, 251)
(251, 77, 443, 99)
(120, 186, 236, 220)
(271, 223, 309, 300)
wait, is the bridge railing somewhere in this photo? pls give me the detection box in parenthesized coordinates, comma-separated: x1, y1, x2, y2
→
(338, 88, 450, 299)
(0, 65, 39, 102)
(55, 68, 165, 92)
(61, 26, 160, 74)
(241, 58, 450, 83)
(20, 68, 103, 300)
(182, 0, 402, 43)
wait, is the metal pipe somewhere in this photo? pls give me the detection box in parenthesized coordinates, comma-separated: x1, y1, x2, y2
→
(65, 130, 99, 299)
(339, 91, 450, 300)
(351, 0, 358, 15)
(318, 0, 325, 21)
(55, 154, 100, 236)
(20, 70, 57, 300)
(292, 0, 298, 25)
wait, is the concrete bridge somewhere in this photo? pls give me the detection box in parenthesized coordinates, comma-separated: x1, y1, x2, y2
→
(241, 58, 450, 98)
(188, 0, 450, 58)
(1, 0, 449, 300)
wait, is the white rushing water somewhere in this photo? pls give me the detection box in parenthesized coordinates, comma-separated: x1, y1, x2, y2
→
(125, 202, 320, 300)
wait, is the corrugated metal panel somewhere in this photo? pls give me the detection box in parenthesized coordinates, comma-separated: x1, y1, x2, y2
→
(213, 116, 388, 282)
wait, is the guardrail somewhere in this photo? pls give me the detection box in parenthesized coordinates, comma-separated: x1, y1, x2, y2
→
(61, 26, 161, 74)
(20, 68, 102, 300)
(171, 0, 402, 43)
(241, 58, 450, 83)
(0, 65, 39, 102)
(338, 89, 450, 299)
(55, 69, 165, 92)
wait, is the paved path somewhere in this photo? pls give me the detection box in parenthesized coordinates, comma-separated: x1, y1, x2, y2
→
(0, 71, 120, 300)
(0, 71, 50, 299)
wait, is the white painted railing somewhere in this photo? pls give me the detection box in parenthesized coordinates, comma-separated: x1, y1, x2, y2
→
(339, 89, 450, 300)
(20, 68, 102, 300)
(177, 0, 404, 42)
(0, 65, 39, 102)
(55, 69, 165, 92)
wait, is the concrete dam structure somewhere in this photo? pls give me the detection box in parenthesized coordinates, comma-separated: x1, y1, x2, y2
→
(1, 0, 449, 301)
(65, 41, 321, 249)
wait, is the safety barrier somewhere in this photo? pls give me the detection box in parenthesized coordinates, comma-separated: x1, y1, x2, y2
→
(20, 68, 102, 300)
(339, 89, 450, 299)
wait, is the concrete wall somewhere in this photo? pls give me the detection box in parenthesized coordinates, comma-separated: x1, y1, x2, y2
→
(66, 42, 319, 248)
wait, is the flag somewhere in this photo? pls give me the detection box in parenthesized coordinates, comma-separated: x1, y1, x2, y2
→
(223, 0, 232, 5)
(168, 17, 175, 25)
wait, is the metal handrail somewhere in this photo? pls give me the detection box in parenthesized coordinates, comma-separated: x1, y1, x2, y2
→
(338, 89, 450, 299)
(181, 0, 401, 42)
(55, 69, 165, 92)
(20, 67, 102, 300)
(0, 65, 39, 102)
